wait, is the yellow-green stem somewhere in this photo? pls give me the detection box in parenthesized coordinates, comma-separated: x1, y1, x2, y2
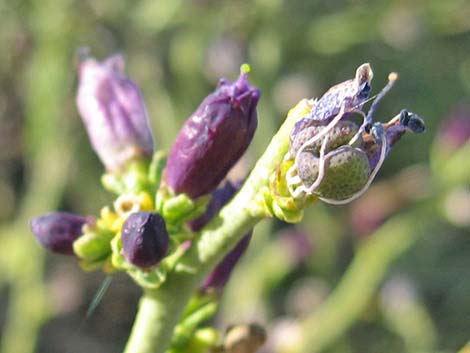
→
(123, 100, 311, 353)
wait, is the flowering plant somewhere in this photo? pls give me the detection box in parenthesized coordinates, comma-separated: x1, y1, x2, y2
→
(30, 54, 425, 353)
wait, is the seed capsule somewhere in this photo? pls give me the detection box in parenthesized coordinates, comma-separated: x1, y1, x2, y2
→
(297, 146, 370, 201)
(290, 120, 360, 156)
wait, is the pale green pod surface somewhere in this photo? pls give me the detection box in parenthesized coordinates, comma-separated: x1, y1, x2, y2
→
(290, 120, 360, 156)
(298, 146, 370, 200)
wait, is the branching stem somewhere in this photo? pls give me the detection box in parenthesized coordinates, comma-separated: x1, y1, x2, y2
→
(124, 99, 312, 353)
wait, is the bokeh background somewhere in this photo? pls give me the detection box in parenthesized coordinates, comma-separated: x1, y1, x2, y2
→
(0, 0, 469, 352)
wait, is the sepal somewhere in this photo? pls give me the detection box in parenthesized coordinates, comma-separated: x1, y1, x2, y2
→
(101, 159, 152, 195)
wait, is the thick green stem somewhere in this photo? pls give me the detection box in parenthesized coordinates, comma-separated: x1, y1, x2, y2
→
(124, 283, 194, 353)
(123, 99, 312, 353)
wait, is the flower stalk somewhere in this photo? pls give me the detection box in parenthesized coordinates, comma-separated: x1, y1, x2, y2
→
(31, 56, 428, 353)
(123, 99, 312, 353)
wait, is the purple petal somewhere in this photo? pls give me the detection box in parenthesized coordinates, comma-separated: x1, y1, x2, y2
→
(76, 54, 154, 172)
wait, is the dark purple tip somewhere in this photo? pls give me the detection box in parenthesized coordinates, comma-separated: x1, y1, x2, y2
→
(121, 212, 169, 268)
(164, 71, 260, 198)
(30, 212, 87, 255)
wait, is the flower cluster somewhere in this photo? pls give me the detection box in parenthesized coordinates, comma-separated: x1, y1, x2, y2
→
(29, 55, 425, 304)
(30, 54, 260, 286)
(28, 54, 426, 353)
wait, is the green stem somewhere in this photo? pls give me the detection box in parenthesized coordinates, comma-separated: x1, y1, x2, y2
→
(123, 99, 312, 353)
(124, 284, 193, 353)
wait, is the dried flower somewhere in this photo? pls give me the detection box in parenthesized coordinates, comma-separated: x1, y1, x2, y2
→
(76, 52, 154, 172)
(121, 212, 169, 268)
(30, 212, 88, 255)
(283, 64, 426, 205)
(164, 67, 260, 198)
(290, 63, 374, 143)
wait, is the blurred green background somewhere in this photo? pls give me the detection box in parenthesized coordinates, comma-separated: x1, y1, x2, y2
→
(0, 0, 469, 352)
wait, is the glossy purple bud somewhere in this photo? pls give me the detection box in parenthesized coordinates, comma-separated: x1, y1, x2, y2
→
(30, 212, 87, 255)
(121, 212, 169, 268)
(164, 70, 260, 198)
(76, 53, 154, 172)
(201, 233, 252, 292)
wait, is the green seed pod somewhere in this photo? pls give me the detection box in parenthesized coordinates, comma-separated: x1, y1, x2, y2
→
(290, 120, 360, 156)
(297, 146, 370, 201)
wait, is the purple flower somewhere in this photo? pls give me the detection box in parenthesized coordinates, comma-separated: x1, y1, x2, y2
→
(164, 70, 260, 198)
(30, 212, 88, 255)
(121, 212, 169, 268)
(76, 53, 154, 172)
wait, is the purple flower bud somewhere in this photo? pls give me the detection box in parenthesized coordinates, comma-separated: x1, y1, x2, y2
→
(201, 233, 252, 292)
(164, 70, 260, 198)
(30, 212, 87, 255)
(121, 212, 169, 268)
(76, 53, 154, 172)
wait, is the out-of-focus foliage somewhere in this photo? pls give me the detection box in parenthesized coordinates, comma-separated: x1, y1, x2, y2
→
(0, 0, 468, 352)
